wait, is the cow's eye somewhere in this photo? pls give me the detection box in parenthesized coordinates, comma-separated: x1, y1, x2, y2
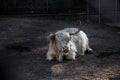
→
(56, 39, 59, 42)
(64, 38, 68, 42)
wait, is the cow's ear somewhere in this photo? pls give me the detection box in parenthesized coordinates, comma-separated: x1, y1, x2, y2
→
(47, 33, 56, 43)
(69, 33, 72, 40)
(51, 34, 56, 42)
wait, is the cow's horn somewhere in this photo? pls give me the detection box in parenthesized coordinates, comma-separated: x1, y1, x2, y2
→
(70, 21, 83, 35)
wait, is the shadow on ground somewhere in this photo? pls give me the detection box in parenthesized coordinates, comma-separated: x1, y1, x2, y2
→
(0, 16, 120, 80)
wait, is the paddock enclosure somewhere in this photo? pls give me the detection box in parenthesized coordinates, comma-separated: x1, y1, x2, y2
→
(0, 0, 120, 80)
(0, 0, 120, 24)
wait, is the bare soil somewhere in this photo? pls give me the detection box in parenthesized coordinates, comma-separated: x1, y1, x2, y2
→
(0, 16, 120, 80)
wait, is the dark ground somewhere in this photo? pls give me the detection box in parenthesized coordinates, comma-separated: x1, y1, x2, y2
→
(0, 15, 120, 80)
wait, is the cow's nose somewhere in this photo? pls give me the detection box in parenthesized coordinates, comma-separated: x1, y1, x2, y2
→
(62, 46, 69, 53)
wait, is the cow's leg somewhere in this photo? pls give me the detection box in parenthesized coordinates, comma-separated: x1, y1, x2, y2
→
(57, 53, 63, 62)
(46, 52, 54, 61)
(66, 52, 76, 60)
(46, 44, 55, 61)
(77, 39, 85, 55)
(81, 47, 85, 55)
(86, 45, 93, 54)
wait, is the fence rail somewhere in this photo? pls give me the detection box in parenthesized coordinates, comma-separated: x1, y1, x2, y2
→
(0, 0, 86, 14)
(87, 0, 119, 23)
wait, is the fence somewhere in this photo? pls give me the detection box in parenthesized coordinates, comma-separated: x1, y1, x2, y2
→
(87, 0, 119, 24)
(0, 0, 86, 14)
(0, 0, 119, 25)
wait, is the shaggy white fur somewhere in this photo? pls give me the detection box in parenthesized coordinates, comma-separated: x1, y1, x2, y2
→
(46, 28, 93, 62)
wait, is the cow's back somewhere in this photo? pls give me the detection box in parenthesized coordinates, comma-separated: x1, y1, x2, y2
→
(62, 28, 78, 34)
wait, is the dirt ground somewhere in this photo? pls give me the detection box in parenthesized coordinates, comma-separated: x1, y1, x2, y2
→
(0, 15, 120, 80)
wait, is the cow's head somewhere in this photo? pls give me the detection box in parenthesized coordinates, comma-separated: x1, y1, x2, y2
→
(55, 31, 71, 53)
(48, 21, 83, 53)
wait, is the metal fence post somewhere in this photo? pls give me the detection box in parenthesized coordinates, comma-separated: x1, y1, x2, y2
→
(46, 0, 48, 13)
(98, 0, 101, 24)
(87, 0, 89, 22)
(13, 0, 16, 9)
(115, 0, 118, 22)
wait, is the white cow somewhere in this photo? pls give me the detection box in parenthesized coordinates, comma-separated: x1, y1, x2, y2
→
(46, 21, 93, 62)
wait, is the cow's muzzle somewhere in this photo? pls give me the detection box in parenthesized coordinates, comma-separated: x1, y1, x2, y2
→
(62, 46, 69, 53)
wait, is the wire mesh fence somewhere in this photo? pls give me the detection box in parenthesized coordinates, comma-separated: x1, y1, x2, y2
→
(0, 0, 119, 24)
(87, 0, 119, 24)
